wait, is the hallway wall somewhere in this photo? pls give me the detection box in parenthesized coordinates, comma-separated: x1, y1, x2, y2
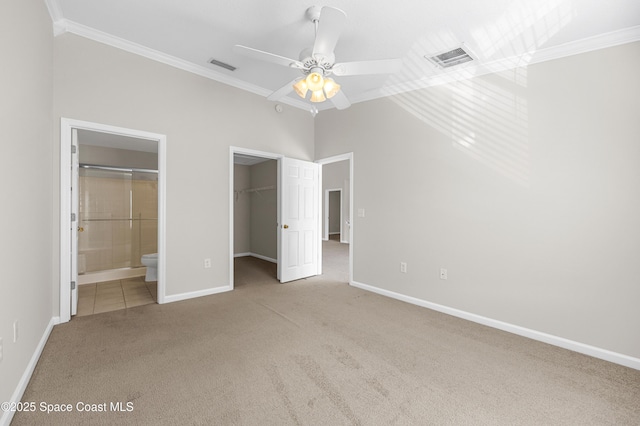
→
(0, 0, 54, 412)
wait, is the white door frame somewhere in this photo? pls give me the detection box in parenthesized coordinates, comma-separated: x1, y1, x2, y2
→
(59, 118, 167, 323)
(324, 188, 342, 241)
(316, 153, 354, 283)
(229, 147, 283, 286)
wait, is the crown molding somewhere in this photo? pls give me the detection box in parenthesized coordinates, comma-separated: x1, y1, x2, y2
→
(48, 4, 640, 113)
(44, 0, 63, 24)
(54, 19, 312, 111)
(372, 25, 640, 103)
(527, 25, 640, 65)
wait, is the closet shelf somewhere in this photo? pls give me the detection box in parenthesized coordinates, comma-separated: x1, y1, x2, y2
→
(234, 185, 275, 201)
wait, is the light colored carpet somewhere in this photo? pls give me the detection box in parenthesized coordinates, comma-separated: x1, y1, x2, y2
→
(13, 240, 640, 425)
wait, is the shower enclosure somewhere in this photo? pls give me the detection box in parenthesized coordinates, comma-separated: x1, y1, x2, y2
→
(78, 165, 158, 276)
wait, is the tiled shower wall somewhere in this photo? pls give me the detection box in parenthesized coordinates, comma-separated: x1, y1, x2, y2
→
(78, 169, 157, 273)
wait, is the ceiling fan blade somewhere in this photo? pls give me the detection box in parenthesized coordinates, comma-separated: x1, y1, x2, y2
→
(234, 45, 303, 69)
(312, 7, 347, 57)
(332, 59, 404, 76)
(266, 78, 300, 101)
(330, 90, 351, 110)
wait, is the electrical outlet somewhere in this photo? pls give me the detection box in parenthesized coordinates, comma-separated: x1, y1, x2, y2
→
(358, 208, 365, 218)
(400, 262, 407, 273)
(13, 320, 18, 343)
(204, 258, 212, 269)
(440, 268, 448, 280)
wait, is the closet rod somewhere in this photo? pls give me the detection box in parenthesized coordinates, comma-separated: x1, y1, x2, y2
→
(236, 185, 275, 194)
(79, 164, 158, 174)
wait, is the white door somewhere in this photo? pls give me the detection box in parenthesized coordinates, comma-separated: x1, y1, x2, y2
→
(279, 158, 320, 283)
(70, 129, 79, 316)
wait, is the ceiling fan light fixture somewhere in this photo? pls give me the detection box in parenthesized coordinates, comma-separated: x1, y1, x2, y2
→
(323, 78, 340, 99)
(293, 79, 309, 98)
(310, 89, 326, 103)
(306, 69, 325, 91)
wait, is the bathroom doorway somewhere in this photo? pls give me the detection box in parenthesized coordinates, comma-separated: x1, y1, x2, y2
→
(76, 130, 159, 316)
(60, 119, 167, 323)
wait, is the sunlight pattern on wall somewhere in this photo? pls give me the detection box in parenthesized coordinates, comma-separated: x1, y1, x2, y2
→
(381, 0, 575, 186)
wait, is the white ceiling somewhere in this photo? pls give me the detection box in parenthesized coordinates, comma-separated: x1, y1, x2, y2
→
(48, 0, 640, 112)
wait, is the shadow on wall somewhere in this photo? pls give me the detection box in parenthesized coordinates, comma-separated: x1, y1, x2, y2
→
(380, 0, 576, 187)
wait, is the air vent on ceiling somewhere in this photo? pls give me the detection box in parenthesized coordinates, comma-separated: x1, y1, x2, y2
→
(425, 46, 475, 69)
(209, 58, 237, 71)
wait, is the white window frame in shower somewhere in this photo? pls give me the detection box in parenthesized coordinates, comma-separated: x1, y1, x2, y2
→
(59, 118, 167, 323)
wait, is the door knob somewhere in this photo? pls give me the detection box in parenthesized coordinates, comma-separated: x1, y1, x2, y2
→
(283, 224, 289, 229)
(78, 226, 84, 232)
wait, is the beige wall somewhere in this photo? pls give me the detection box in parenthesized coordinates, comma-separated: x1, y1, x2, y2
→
(315, 42, 640, 359)
(53, 33, 314, 303)
(233, 164, 251, 254)
(0, 0, 54, 409)
(249, 160, 278, 260)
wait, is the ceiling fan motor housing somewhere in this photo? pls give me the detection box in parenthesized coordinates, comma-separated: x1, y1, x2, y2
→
(299, 48, 335, 75)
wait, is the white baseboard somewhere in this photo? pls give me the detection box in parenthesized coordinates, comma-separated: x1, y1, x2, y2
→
(1, 316, 60, 426)
(234, 252, 277, 264)
(350, 280, 640, 371)
(162, 285, 232, 304)
(249, 253, 277, 263)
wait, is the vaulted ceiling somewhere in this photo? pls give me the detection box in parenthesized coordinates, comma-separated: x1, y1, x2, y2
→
(47, 0, 640, 112)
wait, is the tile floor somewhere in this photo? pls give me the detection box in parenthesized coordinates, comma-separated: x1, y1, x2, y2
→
(77, 277, 157, 316)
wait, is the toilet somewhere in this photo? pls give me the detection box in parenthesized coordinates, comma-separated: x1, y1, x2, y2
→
(141, 253, 158, 282)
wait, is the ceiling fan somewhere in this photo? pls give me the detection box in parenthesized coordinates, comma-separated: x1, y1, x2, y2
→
(234, 5, 403, 111)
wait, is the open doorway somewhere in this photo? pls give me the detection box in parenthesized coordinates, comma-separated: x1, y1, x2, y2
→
(60, 118, 166, 323)
(317, 153, 353, 284)
(232, 151, 280, 287)
(325, 189, 343, 242)
(230, 147, 322, 287)
(75, 130, 159, 316)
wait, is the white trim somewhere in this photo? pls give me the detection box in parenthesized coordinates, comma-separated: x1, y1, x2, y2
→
(0, 317, 59, 426)
(230, 147, 284, 287)
(374, 26, 640, 105)
(350, 280, 640, 371)
(44, 0, 64, 25)
(51, 14, 640, 111)
(60, 118, 167, 322)
(526, 25, 640, 65)
(316, 153, 354, 284)
(163, 285, 233, 304)
(233, 252, 277, 264)
(234, 252, 252, 258)
(54, 19, 312, 111)
(249, 253, 277, 264)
